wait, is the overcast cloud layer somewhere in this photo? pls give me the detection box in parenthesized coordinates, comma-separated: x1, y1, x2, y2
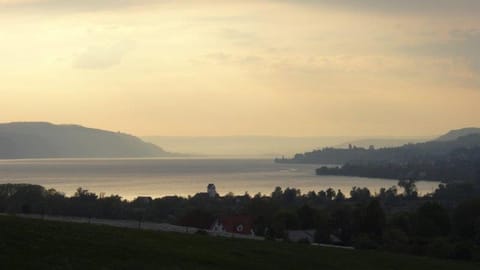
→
(290, 0, 480, 14)
(2, 0, 480, 14)
(0, 0, 479, 136)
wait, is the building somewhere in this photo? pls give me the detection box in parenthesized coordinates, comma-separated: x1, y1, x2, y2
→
(210, 215, 255, 236)
(286, 230, 316, 243)
(134, 196, 153, 205)
(207, 184, 217, 198)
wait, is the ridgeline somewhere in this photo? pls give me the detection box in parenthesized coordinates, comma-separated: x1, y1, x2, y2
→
(0, 122, 172, 159)
(276, 129, 480, 183)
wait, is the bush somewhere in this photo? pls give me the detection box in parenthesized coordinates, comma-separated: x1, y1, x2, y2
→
(297, 238, 312, 245)
(353, 234, 379, 250)
(382, 228, 409, 253)
(451, 241, 473, 261)
(426, 238, 452, 259)
(195, 229, 209, 236)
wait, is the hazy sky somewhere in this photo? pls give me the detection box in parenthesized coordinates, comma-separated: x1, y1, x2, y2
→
(1, 0, 479, 136)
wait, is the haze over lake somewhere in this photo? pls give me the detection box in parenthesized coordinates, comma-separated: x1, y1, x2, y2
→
(0, 158, 439, 200)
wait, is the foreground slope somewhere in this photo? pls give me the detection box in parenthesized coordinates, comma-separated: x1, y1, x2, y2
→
(0, 122, 170, 158)
(0, 216, 478, 270)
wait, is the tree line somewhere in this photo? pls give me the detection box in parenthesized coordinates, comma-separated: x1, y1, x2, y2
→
(1, 180, 480, 261)
(316, 146, 480, 183)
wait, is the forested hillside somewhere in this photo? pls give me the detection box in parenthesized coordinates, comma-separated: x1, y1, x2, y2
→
(0, 122, 171, 158)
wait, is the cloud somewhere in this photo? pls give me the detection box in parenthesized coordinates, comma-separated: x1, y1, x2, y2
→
(219, 28, 258, 45)
(0, 0, 165, 13)
(279, 0, 480, 15)
(448, 30, 480, 72)
(404, 29, 480, 72)
(203, 52, 232, 64)
(200, 52, 263, 67)
(3, 1, 480, 16)
(73, 40, 135, 70)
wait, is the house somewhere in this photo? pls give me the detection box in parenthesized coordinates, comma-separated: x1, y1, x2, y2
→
(210, 215, 255, 236)
(286, 230, 316, 243)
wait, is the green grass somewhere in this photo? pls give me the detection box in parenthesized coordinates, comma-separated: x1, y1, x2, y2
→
(0, 215, 479, 270)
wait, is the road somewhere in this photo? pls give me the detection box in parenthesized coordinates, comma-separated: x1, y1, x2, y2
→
(1, 213, 264, 241)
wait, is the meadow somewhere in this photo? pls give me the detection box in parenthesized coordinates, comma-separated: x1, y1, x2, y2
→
(1, 215, 479, 270)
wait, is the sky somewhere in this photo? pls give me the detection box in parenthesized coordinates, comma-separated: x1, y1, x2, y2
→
(1, 0, 479, 137)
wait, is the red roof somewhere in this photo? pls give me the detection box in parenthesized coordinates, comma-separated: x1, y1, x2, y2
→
(214, 215, 254, 235)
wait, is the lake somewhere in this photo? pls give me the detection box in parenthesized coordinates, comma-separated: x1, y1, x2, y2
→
(0, 158, 440, 200)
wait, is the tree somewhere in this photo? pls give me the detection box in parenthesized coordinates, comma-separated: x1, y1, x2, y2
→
(378, 186, 397, 203)
(415, 202, 451, 238)
(326, 188, 336, 201)
(178, 208, 215, 229)
(389, 211, 414, 236)
(329, 205, 353, 244)
(97, 195, 124, 218)
(70, 187, 98, 217)
(45, 189, 67, 215)
(306, 191, 317, 200)
(271, 210, 299, 237)
(453, 199, 480, 240)
(297, 204, 316, 229)
(5, 184, 47, 214)
(398, 179, 417, 199)
(74, 187, 98, 200)
(364, 199, 386, 238)
(283, 188, 301, 203)
(353, 199, 385, 239)
(271, 186, 283, 200)
(350, 187, 371, 202)
(317, 190, 328, 202)
(314, 209, 330, 243)
(335, 190, 346, 202)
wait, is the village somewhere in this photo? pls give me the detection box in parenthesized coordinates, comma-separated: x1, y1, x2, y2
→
(3, 184, 333, 246)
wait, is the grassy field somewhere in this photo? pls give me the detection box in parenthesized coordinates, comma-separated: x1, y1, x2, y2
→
(1, 215, 479, 270)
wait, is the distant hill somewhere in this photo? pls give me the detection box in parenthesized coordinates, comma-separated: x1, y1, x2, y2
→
(335, 137, 430, 149)
(276, 133, 480, 165)
(143, 135, 363, 157)
(143, 135, 430, 157)
(436, 127, 480, 141)
(0, 122, 171, 159)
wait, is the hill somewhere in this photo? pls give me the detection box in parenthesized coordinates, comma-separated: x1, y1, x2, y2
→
(335, 137, 430, 149)
(143, 135, 362, 157)
(1, 215, 478, 270)
(316, 146, 480, 182)
(143, 135, 430, 157)
(276, 133, 480, 165)
(436, 128, 480, 141)
(0, 122, 171, 158)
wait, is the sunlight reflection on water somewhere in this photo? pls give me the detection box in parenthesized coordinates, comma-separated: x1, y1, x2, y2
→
(0, 158, 441, 200)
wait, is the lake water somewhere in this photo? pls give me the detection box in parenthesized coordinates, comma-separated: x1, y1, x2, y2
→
(0, 158, 440, 200)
